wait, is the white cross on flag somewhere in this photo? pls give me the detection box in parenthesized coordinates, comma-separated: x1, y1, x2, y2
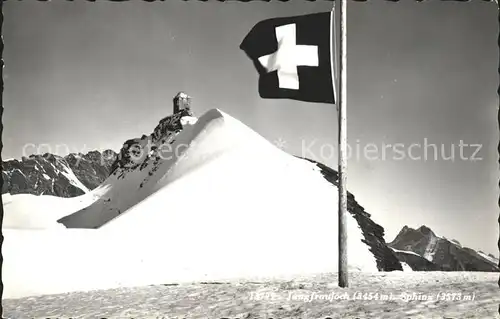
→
(240, 12, 335, 104)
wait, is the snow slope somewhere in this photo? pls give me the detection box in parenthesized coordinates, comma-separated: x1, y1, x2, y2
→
(478, 251, 499, 265)
(2, 189, 107, 229)
(60, 164, 91, 193)
(390, 247, 422, 258)
(3, 109, 379, 299)
(400, 262, 413, 271)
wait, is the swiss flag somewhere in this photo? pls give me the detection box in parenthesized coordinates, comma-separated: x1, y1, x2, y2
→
(240, 11, 335, 104)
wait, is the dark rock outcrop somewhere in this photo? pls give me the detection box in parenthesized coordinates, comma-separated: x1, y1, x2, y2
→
(110, 108, 194, 178)
(297, 156, 403, 272)
(388, 225, 499, 272)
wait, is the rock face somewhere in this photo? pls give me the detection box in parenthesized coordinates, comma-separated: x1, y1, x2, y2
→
(388, 225, 499, 272)
(108, 91, 195, 178)
(298, 157, 403, 272)
(172, 91, 192, 114)
(390, 248, 443, 271)
(109, 107, 195, 180)
(2, 150, 117, 198)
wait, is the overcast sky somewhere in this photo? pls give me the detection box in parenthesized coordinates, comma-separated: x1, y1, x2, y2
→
(4, 0, 499, 255)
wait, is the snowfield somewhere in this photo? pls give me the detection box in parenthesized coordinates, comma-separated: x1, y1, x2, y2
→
(3, 272, 498, 318)
(3, 109, 379, 300)
(2, 190, 107, 229)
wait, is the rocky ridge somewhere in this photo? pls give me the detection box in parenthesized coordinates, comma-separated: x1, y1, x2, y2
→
(388, 225, 499, 272)
(2, 150, 117, 198)
(109, 108, 196, 183)
(299, 157, 403, 272)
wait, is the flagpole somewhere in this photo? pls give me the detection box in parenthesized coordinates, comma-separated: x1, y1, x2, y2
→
(337, 0, 349, 288)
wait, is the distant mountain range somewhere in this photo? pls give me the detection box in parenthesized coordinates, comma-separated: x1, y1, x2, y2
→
(2, 109, 498, 274)
(2, 151, 117, 198)
(388, 225, 499, 272)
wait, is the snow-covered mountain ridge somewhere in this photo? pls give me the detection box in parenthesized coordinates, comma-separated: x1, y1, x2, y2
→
(3, 106, 497, 299)
(3, 107, 405, 298)
(2, 150, 117, 197)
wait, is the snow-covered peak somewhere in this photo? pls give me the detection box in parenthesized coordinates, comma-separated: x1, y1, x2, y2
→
(58, 108, 285, 229)
(4, 107, 399, 298)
